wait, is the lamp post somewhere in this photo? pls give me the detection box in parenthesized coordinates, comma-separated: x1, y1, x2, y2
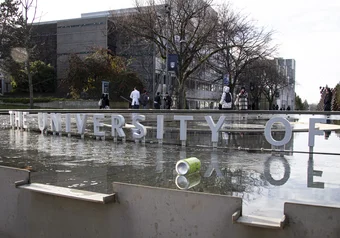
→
(152, 42, 156, 106)
(164, 4, 171, 99)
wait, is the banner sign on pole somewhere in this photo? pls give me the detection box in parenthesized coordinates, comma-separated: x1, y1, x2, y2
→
(223, 74, 229, 85)
(102, 81, 109, 97)
(168, 54, 178, 72)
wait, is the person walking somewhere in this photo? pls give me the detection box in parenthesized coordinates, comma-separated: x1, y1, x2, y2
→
(219, 86, 232, 110)
(154, 92, 161, 109)
(164, 92, 173, 109)
(324, 87, 332, 111)
(103, 94, 110, 109)
(130, 87, 140, 109)
(234, 87, 248, 110)
(140, 90, 150, 109)
(98, 94, 105, 109)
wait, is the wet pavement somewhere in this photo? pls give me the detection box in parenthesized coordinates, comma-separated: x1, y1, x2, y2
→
(0, 113, 339, 218)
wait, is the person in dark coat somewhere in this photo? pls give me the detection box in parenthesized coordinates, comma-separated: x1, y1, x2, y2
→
(164, 92, 172, 109)
(154, 92, 161, 109)
(99, 94, 105, 109)
(103, 94, 110, 109)
(140, 90, 150, 109)
(324, 88, 332, 111)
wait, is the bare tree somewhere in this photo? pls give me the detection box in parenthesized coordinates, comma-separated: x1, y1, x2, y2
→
(237, 60, 266, 109)
(259, 60, 288, 108)
(112, 0, 221, 108)
(208, 4, 276, 96)
(19, 0, 38, 108)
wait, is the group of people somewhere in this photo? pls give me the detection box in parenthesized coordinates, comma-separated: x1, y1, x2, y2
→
(153, 92, 172, 109)
(219, 86, 248, 110)
(130, 87, 173, 109)
(98, 94, 110, 109)
(271, 105, 291, 111)
(101, 85, 334, 111)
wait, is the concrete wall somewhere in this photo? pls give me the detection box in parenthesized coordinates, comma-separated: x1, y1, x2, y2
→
(1, 166, 340, 238)
(283, 202, 340, 237)
(0, 166, 31, 238)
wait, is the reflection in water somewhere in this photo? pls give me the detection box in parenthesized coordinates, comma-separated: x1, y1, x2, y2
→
(225, 131, 294, 152)
(204, 149, 223, 177)
(175, 173, 201, 190)
(1, 123, 340, 218)
(1, 129, 330, 193)
(155, 147, 163, 173)
(264, 156, 291, 186)
(324, 119, 332, 140)
(308, 154, 325, 189)
(324, 130, 331, 140)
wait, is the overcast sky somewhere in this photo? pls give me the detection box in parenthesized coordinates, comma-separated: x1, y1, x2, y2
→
(27, 0, 340, 104)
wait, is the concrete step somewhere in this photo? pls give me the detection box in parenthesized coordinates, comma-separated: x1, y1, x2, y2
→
(232, 210, 286, 229)
(16, 182, 115, 204)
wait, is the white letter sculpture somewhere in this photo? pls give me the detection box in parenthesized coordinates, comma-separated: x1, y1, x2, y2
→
(76, 114, 88, 138)
(111, 115, 126, 141)
(205, 116, 226, 147)
(174, 115, 193, 146)
(93, 114, 105, 138)
(38, 113, 48, 133)
(157, 115, 164, 143)
(9, 111, 15, 129)
(65, 114, 72, 137)
(264, 117, 292, 146)
(50, 113, 62, 135)
(308, 118, 326, 148)
(22, 112, 29, 130)
(132, 115, 146, 139)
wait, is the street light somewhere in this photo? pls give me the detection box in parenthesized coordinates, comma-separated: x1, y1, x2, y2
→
(161, 3, 171, 108)
(164, 3, 171, 97)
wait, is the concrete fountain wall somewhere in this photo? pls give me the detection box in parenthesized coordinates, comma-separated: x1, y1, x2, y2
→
(0, 166, 339, 238)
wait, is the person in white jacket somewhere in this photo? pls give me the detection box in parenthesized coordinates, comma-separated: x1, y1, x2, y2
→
(219, 86, 232, 110)
(130, 87, 140, 109)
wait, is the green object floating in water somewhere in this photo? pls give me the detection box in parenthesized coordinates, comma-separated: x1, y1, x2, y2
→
(175, 157, 201, 175)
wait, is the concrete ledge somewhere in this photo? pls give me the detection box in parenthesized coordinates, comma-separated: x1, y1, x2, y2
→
(16, 183, 115, 204)
(233, 211, 286, 229)
(2, 109, 340, 115)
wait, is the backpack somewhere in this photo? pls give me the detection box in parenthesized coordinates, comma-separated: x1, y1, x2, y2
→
(224, 92, 231, 103)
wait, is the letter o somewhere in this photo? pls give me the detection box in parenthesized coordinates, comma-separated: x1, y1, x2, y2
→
(264, 156, 291, 186)
(264, 117, 292, 146)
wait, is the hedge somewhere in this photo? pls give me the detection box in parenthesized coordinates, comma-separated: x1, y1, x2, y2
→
(1, 97, 66, 104)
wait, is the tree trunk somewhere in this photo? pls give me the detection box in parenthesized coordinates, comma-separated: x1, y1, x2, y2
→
(177, 84, 186, 109)
(268, 98, 273, 110)
(255, 97, 260, 110)
(26, 61, 34, 109)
